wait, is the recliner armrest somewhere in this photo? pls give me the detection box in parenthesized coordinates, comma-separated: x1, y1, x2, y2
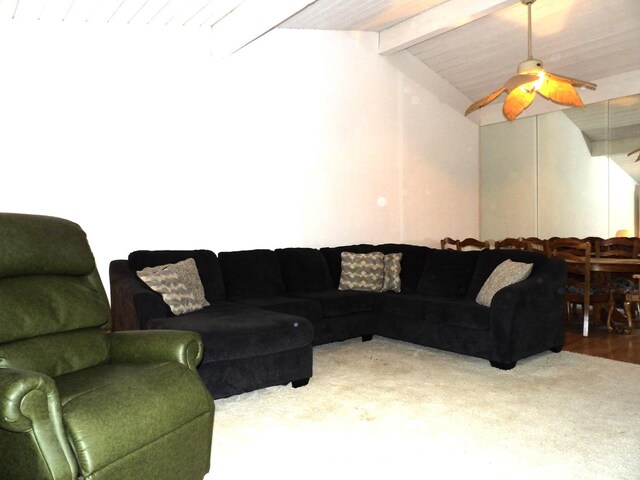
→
(0, 368, 78, 479)
(109, 330, 204, 371)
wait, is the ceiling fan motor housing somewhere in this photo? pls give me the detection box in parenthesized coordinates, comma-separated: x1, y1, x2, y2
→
(518, 58, 543, 74)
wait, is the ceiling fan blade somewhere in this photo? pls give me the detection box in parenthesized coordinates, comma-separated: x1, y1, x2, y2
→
(502, 88, 536, 121)
(629, 148, 640, 162)
(464, 87, 506, 116)
(546, 72, 597, 90)
(537, 76, 585, 107)
(504, 74, 539, 92)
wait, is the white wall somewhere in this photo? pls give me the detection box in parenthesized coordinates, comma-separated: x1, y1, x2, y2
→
(0, 21, 479, 285)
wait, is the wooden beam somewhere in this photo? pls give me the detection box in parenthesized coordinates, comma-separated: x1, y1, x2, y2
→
(210, 0, 316, 58)
(379, 0, 519, 56)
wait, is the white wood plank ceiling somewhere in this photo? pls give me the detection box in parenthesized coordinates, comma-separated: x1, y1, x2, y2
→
(2, 0, 639, 179)
(3, 0, 638, 102)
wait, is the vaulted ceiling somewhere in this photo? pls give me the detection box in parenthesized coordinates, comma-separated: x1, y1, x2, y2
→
(3, 0, 639, 179)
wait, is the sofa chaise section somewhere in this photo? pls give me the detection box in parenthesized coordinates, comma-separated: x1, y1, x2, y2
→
(109, 250, 314, 399)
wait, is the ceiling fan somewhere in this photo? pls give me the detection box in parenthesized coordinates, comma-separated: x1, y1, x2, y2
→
(465, 0, 597, 121)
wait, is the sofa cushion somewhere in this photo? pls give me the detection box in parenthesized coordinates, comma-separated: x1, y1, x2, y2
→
(144, 301, 314, 362)
(376, 293, 428, 320)
(376, 244, 431, 294)
(128, 250, 226, 302)
(218, 249, 286, 299)
(423, 297, 490, 330)
(238, 295, 323, 321)
(382, 252, 403, 292)
(275, 248, 333, 293)
(293, 290, 375, 317)
(417, 249, 479, 298)
(136, 258, 210, 315)
(475, 259, 533, 307)
(465, 249, 548, 300)
(320, 244, 377, 288)
(339, 251, 385, 292)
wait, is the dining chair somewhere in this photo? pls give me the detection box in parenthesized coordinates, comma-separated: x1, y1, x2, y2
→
(599, 237, 639, 333)
(547, 238, 610, 336)
(457, 238, 490, 251)
(621, 274, 640, 332)
(440, 237, 459, 250)
(495, 238, 532, 251)
(520, 237, 548, 255)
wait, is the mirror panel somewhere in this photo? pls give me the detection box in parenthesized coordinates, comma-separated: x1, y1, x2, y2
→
(480, 93, 640, 241)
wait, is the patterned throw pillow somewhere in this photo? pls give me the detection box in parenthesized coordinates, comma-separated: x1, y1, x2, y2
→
(136, 258, 210, 315)
(339, 252, 385, 292)
(475, 259, 533, 307)
(382, 252, 403, 293)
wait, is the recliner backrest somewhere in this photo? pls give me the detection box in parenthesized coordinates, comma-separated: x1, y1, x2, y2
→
(0, 213, 111, 377)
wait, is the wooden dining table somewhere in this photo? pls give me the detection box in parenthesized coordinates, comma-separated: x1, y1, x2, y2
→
(565, 257, 640, 336)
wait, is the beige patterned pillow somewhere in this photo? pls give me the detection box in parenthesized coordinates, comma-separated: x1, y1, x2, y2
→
(339, 252, 385, 292)
(476, 259, 533, 307)
(136, 258, 210, 315)
(382, 252, 403, 292)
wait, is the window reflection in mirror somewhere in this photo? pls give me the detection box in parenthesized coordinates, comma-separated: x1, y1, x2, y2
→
(480, 93, 640, 241)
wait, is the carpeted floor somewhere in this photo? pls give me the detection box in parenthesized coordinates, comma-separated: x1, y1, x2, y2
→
(207, 337, 640, 479)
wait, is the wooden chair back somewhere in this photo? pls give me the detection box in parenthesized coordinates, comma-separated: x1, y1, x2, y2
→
(596, 237, 638, 259)
(495, 238, 531, 251)
(440, 237, 459, 250)
(458, 238, 490, 251)
(520, 237, 547, 255)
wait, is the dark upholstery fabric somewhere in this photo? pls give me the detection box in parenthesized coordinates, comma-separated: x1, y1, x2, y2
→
(218, 249, 286, 299)
(198, 346, 312, 399)
(423, 298, 490, 330)
(292, 289, 375, 318)
(320, 244, 377, 288)
(128, 250, 226, 302)
(275, 248, 333, 293)
(465, 249, 549, 300)
(145, 301, 313, 362)
(239, 295, 323, 322)
(375, 293, 429, 320)
(417, 249, 480, 298)
(376, 244, 431, 294)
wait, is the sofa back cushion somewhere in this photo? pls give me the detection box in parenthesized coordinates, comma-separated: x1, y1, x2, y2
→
(128, 250, 226, 302)
(218, 249, 285, 299)
(275, 248, 333, 293)
(465, 249, 549, 300)
(320, 245, 378, 288)
(376, 244, 430, 294)
(417, 249, 480, 298)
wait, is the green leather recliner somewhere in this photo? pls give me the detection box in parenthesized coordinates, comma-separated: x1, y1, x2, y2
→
(0, 213, 214, 480)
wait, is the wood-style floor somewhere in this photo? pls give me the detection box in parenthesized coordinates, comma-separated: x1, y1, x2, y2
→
(563, 318, 640, 365)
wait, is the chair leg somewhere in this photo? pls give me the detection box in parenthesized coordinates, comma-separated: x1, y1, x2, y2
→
(623, 300, 634, 331)
(606, 293, 616, 332)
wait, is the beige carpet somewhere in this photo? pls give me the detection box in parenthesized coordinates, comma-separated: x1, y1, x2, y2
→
(206, 337, 640, 480)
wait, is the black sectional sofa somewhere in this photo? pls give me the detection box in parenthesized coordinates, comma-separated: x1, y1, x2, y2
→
(109, 244, 566, 399)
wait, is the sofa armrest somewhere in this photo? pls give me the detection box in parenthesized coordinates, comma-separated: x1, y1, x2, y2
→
(109, 330, 204, 371)
(109, 259, 170, 330)
(488, 258, 567, 364)
(0, 368, 78, 479)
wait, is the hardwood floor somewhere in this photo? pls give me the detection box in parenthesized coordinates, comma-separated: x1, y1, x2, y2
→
(563, 319, 640, 365)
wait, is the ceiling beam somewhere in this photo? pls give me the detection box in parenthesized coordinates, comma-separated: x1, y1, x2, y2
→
(210, 0, 317, 58)
(379, 0, 519, 56)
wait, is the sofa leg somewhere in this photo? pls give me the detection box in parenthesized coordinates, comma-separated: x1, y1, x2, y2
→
(490, 360, 516, 370)
(550, 345, 563, 353)
(361, 334, 373, 342)
(291, 378, 310, 389)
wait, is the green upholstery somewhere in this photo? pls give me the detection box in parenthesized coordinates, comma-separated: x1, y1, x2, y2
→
(0, 213, 214, 480)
